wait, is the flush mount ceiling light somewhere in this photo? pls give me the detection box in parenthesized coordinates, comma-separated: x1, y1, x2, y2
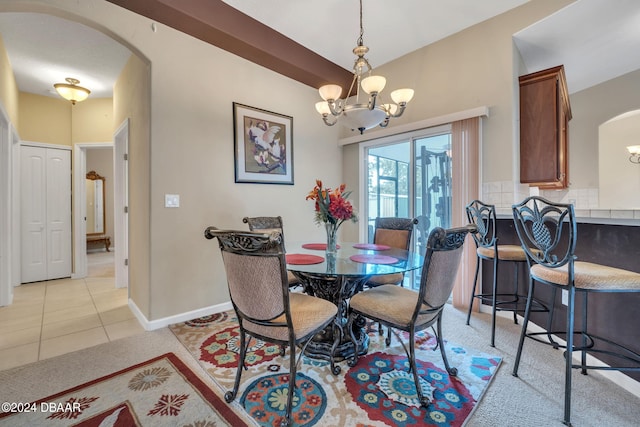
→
(54, 77, 90, 105)
(315, 0, 414, 134)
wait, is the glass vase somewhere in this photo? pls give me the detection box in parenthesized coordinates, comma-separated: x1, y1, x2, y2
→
(325, 222, 338, 256)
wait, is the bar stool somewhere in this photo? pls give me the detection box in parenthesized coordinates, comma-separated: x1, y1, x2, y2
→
(465, 200, 546, 347)
(511, 196, 640, 426)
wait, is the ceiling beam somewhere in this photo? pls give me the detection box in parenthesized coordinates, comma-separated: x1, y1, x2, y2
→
(105, 0, 353, 91)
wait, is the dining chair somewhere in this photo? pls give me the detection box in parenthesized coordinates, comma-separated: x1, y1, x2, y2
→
(362, 217, 419, 344)
(347, 225, 475, 407)
(465, 200, 547, 347)
(511, 196, 640, 426)
(204, 227, 340, 427)
(243, 216, 302, 290)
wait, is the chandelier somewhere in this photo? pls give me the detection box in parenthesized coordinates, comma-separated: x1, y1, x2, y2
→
(628, 145, 640, 164)
(315, 0, 414, 134)
(54, 77, 91, 105)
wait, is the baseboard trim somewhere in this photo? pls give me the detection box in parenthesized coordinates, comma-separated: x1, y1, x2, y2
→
(128, 299, 233, 331)
(478, 303, 640, 397)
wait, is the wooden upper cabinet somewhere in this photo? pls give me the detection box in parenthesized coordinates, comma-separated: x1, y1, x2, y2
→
(519, 65, 572, 189)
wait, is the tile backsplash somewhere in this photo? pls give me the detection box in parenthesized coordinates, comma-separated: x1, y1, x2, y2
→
(481, 181, 640, 224)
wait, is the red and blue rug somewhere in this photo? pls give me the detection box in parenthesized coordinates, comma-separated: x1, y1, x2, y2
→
(170, 311, 501, 426)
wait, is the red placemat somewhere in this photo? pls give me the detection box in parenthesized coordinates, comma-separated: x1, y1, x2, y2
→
(286, 254, 325, 265)
(349, 254, 398, 264)
(352, 243, 391, 251)
(301, 243, 341, 250)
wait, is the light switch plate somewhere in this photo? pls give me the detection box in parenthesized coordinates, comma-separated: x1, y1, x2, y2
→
(165, 194, 180, 208)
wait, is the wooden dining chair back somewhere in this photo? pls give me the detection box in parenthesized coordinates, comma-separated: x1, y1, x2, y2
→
(347, 225, 475, 407)
(204, 227, 339, 427)
(465, 199, 546, 347)
(243, 216, 301, 289)
(511, 196, 640, 426)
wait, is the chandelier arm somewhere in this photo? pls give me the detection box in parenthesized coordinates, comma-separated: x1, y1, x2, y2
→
(387, 103, 408, 118)
(321, 114, 338, 127)
(327, 99, 345, 116)
(379, 116, 390, 128)
(367, 93, 379, 110)
(630, 154, 640, 164)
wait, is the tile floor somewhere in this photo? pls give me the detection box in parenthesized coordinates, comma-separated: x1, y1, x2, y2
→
(0, 251, 145, 371)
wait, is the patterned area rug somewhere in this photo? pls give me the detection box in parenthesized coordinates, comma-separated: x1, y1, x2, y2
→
(0, 352, 251, 426)
(170, 311, 502, 426)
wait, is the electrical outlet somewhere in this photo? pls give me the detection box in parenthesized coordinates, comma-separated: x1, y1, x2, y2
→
(561, 289, 568, 305)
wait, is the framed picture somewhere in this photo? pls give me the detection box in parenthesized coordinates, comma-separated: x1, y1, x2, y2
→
(233, 102, 294, 185)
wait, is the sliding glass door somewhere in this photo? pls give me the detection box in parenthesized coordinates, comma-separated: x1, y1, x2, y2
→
(365, 125, 452, 289)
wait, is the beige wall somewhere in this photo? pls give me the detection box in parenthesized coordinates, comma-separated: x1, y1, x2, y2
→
(599, 111, 640, 209)
(570, 69, 640, 197)
(73, 98, 114, 143)
(18, 94, 112, 145)
(18, 92, 70, 144)
(114, 53, 151, 318)
(0, 34, 18, 125)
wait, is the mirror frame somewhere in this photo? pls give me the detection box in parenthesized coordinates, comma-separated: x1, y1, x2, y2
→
(86, 170, 106, 236)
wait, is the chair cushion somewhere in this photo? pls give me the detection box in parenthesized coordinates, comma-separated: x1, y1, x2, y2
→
(244, 292, 337, 342)
(375, 229, 410, 250)
(350, 285, 438, 330)
(531, 261, 640, 291)
(365, 272, 404, 287)
(477, 244, 529, 261)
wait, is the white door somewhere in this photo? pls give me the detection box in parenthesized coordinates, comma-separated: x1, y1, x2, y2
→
(21, 145, 71, 283)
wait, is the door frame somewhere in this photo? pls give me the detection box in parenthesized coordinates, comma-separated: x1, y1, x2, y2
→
(113, 119, 129, 289)
(72, 142, 113, 279)
(0, 107, 11, 305)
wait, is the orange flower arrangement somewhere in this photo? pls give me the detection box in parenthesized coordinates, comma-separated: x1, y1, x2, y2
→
(306, 179, 358, 227)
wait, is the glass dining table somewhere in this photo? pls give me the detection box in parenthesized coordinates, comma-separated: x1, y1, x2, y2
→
(286, 242, 424, 362)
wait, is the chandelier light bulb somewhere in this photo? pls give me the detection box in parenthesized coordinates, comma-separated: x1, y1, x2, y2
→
(315, 101, 331, 115)
(361, 75, 386, 95)
(391, 88, 415, 105)
(319, 84, 343, 101)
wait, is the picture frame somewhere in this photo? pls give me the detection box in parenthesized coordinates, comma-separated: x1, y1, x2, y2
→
(233, 102, 294, 185)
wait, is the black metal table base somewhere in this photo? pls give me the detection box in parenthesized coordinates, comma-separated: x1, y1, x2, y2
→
(291, 270, 371, 361)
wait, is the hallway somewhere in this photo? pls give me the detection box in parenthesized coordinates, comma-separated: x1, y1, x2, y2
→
(0, 251, 144, 371)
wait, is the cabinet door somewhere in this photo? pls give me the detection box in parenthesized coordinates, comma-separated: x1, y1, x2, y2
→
(519, 66, 570, 189)
(520, 76, 560, 185)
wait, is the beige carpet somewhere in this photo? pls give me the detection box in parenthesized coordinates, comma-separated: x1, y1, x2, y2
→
(0, 305, 638, 426)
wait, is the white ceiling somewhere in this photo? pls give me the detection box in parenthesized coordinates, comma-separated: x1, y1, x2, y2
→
(220, 0, 529, 70)
(0, 0, 639, 99)
(514, 0, 640, 93)
(0, 13, 131, 99)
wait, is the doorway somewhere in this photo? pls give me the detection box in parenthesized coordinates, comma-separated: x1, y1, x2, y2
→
(364, 125, 452, 289)
(73, 142, 114, 280)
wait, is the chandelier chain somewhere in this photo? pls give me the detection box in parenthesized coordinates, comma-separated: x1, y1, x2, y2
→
(357, 0, 364, 46)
